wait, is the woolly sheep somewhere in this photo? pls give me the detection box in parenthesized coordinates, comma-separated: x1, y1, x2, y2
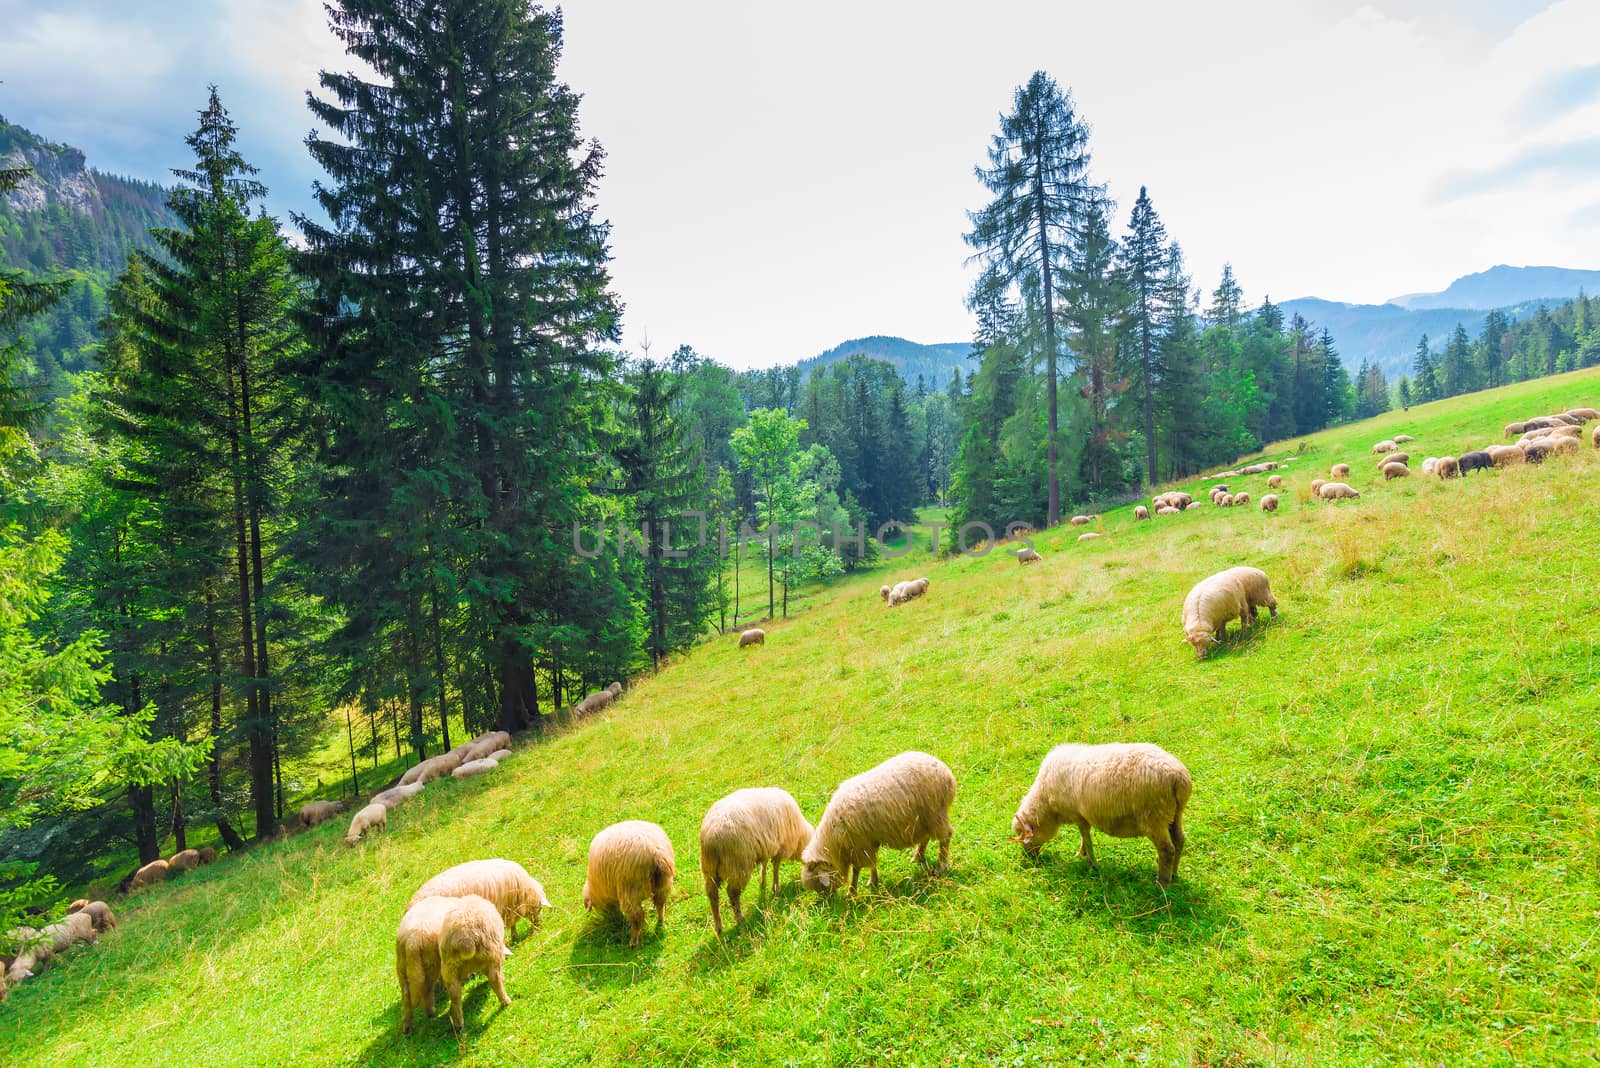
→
(1526, 436, 1581, 462)
(1310, 478, 1326, 497)
(373, 782, 427, 810)
(463, 731, 511, 762)
(1330, 463, 1351, 479)
(1568, 407, 1600, 421)
(1267, 474, 1282, 488)
(699, 787, 814, 935)
(1486, 444, 1524, 467)
(410, 858, 550, 943)
(1133, 505, 1150, 520)
(1180, 566, 1276, 658)
(66, 899, 89, 913)
(1233, 492, 1250, 505)
(1505, 421, 1527, 437)
(439, 895, 511, 1030)
(879, 584, 891, 602)
(452, 757, 499, 779)
(1239, 463, 1267, 475)
(576, 690, 614, 716)
(1155, 505, 1179, 516)
(1077, 532, 1102, 542)
(801, 751, 955, 895)
(168, 848, 202, 874)
(1395, 434, 1414, 443)
(737, 628, 765, 650)
(1319, 481, 1360, 500)
(887, 578, 931, 607)
(1551, 413, 1581, 426)
(1522, 416, 1559, 432)
(42, 912, 97, 952)
(1594, 424, 1600, 449)
(295, 800, 346, 829)
(1016, 546, 1043, 564)
(583, 821, 675, 947)
(1457, 450, 1493, 476)
(1012, 742, 1192, 885)
(1420, 458, 1438, 475)
(345, 802, 388, 845)
(1382, 461, 1409, 481)
(1069, 515, 1092, 526)
(1220, 494, 1235, 507)
(197, 846, 219, 865)
(1377, 452, 1410, 469)
(395, 895, 454, 1034)
(77, 901, 116, 933)
(1260, 494, 1279, 512)
(399, 750, 465, 786)
(488, 749, 512, 761)
(129, 859, 169, 891)
(1372, 440, 1398, 454)
(1434, 456, 1460, 479)
(607, 681, 624, 697)
(1185, 501, 1202, 510)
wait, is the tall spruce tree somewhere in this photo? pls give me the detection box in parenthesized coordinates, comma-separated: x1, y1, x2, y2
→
(966, 71, 1093, 527)
(1063, 195, 1130, 493)
(300, 1, 621, 734)
(1120, 187, 1168, 484)
(1412, 336, 1439, 402)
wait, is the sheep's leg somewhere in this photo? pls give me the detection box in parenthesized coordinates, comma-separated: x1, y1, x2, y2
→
(868, 850, 881, 890)
(771, 859, 781, 895)
(934, 831, 950, 876)
(728, 884, 744, 927)
(624, 900, 646, 947)
(444, 972, 465, 1030)
(653, 888, 669, 932)
(707, 881, 723, 937)
(1170, 815, 1186, 875)
(913, 839, 927, 865)
(1151, 823, 1179, 886)
(848, 865, 860, 894)
(488, 960, 511, 1007)
(1076, 820, 1096, 867)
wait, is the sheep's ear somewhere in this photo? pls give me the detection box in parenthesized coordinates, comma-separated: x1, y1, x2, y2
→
(818, 872, 832, 891)
(502, 947, 513, 958)
(1208, 635, 1221, 644)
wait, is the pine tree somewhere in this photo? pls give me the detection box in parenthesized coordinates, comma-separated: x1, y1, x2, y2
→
(965, 71, 1094, 527)
(1440, 324, 1475, 397)
(1412, 336, 1439, 402)
(1063, 195, 1131, 493)
(1120, 186, 1168, 484)
(1319, 329, 1355, 425)
(1208, 264, 1245, 329)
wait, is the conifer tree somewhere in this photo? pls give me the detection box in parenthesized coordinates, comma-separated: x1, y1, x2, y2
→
(1120, 187, 1168, 483)
(1412, 336, 1439, 402)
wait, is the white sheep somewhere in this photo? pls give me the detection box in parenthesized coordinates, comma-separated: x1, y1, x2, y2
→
(1372, 439, 1398, 454)
(345, 802, 388, 845)
(1133, 505, 1150, 520)
(409, 859, 551, 940)
(1180, 566, 1276, 658)
(451, 757, 499, 779)
(1319, 482, 1360, 499)
(1012, 742, 1192, 885)
(42, 912, 96, 952)
(607, 682, 624, 697)
(1267, 474, 1282, 488)
(1330, 463, 1351, 479)
(1077, 532, 1102, 541)
(738, 628, 765, 648)
(463, 731, 511, 762)
(879, 584, 890, 601)
(129, 858, 169, 891)
(801, 751, 955, 895)
(583, 821, 676, 947)
(438, 895, 511, 1031)
(372, 783, 427, 810)
(395, 895, 454, 1034)
(699, 787, 815, 936)
(1260, 494, 1279, 512)
(294, 799, 346, 829)
(1015, 547, 1043, 564)
(488, 749, 512, 761)
(1069, 515, 1092, 526)
(1421, 457, 1438, 475)
(399, 750, 465, 787)
(1382, 461, 1409, 481)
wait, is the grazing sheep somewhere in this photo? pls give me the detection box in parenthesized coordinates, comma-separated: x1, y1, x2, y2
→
(488, 749, 512, 761)
(1372, 440, 1398, 454)
(1171, 493, 1193, 508)
(1568, 407, 1600, 421)
(700, 787, 815, 935)
(738, 628, 765, 648)
(1330, 463, 1351, 479)
(399, 750, 465, 787)
(1395, 434, 1414, 443)
(1526, 437, 1580, 463)
(1552, 413, 1582, 426)
(129, 859, 169, 892)
(1382, 461, 1409, 481)
(1310, 478, 1326, 498)
(452, 757, 499, 779)
(1012, 742, 1192, 885)
(438, 895, 512, 1031)
(463, 731, 511, 762)
(1234, 492, 1250, 505)
(887, 578, 931, 607)
(1133, 505, 1149, 520)
(576, 690, 614, 717)
(77, 902, 116, 933)
(42, 912, 96, 952)
(1186, 501, 1202, 510)
(373, 782, 427, 810)
(1434, 456, 1460, 479)
(1267, 474, 1282, 488)
(1261, 494, 1279, 512)
(1319, 481, 1360, 500)
(168, 848, 202, 874)
(1505, 421, 1527, 438)
(197, 846, 219, 865)
(1180, 566, 1277, 658)
(295, 800, 346, 829)
(396, 895, 454, 1034)
(1457, 450, 1493, 476)
(1155, 505, 1179, 516)
(6, 946, 47, 988)
(800, 751, 955, 896)
(1016, 546, 1043, 564)
(879, 584, 891, 602)
(409, 859, 551, 940)
(1594, 424, 1600, 449)
(1209, 484, 1229, 495)
(1421, 457, 1438, 475)
(1077, 532, 1102, 541)
(607, 681, 624, 697)
(66, 899, 89, 913)
(1377, 452, 1409, 469)
(583, 821, 676, 947)
(345, 802, 388, 845)
(1486, 444, 1524, 467)
(1069, 515, 1092, 526)
(1522, 416, 1559, 432)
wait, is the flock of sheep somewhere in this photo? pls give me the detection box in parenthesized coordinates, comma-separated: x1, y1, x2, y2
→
(391, 742, 1189, 1034)
(2, 901, 117, 998)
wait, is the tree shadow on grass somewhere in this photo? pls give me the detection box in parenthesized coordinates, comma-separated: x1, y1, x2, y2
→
(560, 908, 667, 990)
(1022, 849, 1235, 940)
(354, 972, 511, 1066)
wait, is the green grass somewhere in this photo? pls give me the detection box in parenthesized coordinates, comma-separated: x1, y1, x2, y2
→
(6, 369, 1600, 1065)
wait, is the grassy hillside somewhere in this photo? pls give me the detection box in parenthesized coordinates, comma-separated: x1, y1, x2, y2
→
(5, 369, 1600, 1066)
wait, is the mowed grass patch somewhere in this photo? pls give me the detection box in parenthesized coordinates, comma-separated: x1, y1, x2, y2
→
(4, 369, 1600, 1065)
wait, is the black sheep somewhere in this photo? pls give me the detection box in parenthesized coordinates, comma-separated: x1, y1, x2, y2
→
(1458, 450, 1493, 475)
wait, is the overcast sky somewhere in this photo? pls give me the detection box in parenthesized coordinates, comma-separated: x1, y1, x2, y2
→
(3, 0, 1599, 368)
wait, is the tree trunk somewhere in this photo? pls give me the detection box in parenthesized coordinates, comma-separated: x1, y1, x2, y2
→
(1142, 295, 1156, 484)
(170, 782, 187, 853)
(345, 703, 361, 799)
(204, 588, 245, 851)
(128, 785, 160, 864)
(495, 651, 538, 734)
(431, 584, 451, 752)
(1036, 178, 1059, 527)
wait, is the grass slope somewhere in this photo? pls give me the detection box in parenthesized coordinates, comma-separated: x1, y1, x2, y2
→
(6, 370, 1600, 1066)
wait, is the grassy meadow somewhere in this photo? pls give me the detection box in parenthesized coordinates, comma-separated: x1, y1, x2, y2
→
(4, 369, 1600, 1065)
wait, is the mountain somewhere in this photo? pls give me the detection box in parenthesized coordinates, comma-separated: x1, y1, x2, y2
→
(1, 116, 175, 398)
(794, 335, 971, 390)
(1389, 265, 1600, 311)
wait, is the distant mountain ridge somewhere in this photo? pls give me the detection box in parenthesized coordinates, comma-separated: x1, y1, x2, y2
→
(795, 335, 971, 390)
(1388, 265, 1600, 311)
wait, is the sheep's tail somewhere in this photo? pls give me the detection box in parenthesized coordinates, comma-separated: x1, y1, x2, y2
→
(651, 854, 674, 894)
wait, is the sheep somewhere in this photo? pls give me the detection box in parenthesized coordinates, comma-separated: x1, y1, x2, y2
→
(452, 757, 499, 779)
(1234, 492, 1250, 506)
(1267, 474, 1282, 488)
(1434, 456, 1460, 479)
(1069, 515, 1092, 526)
(66, 899, 89, 913)
(1077, 532, 1102, 542)
(1395, 434, 1414, 443)
(373, 782, 427, 810)
(1421, 457, 1438, 475)
(1457, 450, 1493, 476)
(409, 859, 550, 941)
(74, 901, 116, 933)
(1210, 484, 1228, 495)
(1372, 440, 1398, 454)
(1239, 463, 1268, 476)
(1522, 416, 1558, 432)
(399, 750, 466, 787)
(576, 690, 615, 717)
(1260, 494, 1279, 512)
(463, 731, 511, 762)
(1179, 566, 1276, 658)
(607, 681, 623, 697)
(1382, 461, 1409, 481)
(1186, 501, 1202, 510)
(42, 912, 96, 952)
(1330, 463, 1351, 479)
(1568, 407, 1600, 421)
(887, 578, 931, 607)
(488, 749, 512, 761)
(395, 895, 455, 1034)
(1155, 505, 1179, 516)
(168, 848, 202, 875)
(1012, 742, 1192, 885)
(1526, 437, 1580, 463)
(1377, 452, 1410, 469)
(1016, 546, 1043, 564)
(438, 894, 512, 1031)
(1133, 505, 1149, 520)
(879, 584, 891, 602)
(197, 846, 219, 865)
(129, 858, 169, 892)
(583, 821, 675, 947)
(699, 787, 814, 936)
(1486, 444, 1524, 467)
(295, 800, 346, 829)
(345, 801, 388, 845)
(801, 751, 956, 895)
(1171, 493, 1194, 508)
(1310, 478, 1326, 498)
(1594, 424, 1600, 449)
(1216, 494, 1232, 507)
(1505, 421, 1527, 438)
(1319, 481, 1360, 500)
(1551, 413, 1581, 426)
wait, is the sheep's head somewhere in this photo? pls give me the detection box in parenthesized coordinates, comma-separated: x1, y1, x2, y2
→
(1011, 814, 1044, 858)
(1183, 627, 1219, 659)
(800, 857, 837, 894)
